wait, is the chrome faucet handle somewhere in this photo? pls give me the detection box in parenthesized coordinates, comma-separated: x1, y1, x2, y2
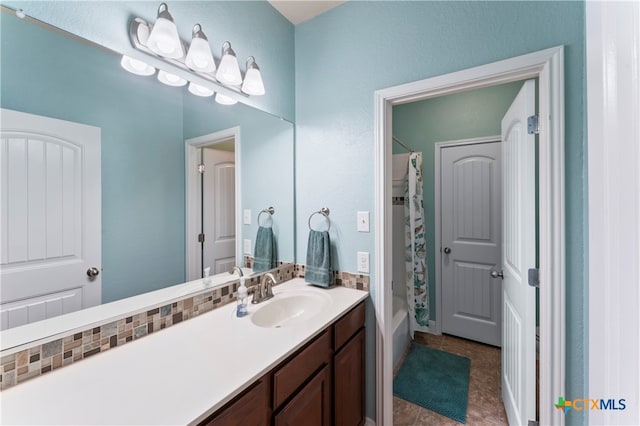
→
(262, 273, 277, 300)
(251, 283, 264, 304)
(229, 266, 244, 277)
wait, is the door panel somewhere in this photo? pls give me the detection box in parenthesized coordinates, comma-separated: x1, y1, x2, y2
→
(0, 109, 101, 330)
(500, 79, 536, 426)
(441, 141, 502, 346)
(202, 148, 235, 275)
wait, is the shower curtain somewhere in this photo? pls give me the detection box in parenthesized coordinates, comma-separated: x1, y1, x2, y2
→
(404, 152, 429, 338)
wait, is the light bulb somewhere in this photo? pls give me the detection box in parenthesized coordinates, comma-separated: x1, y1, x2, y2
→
(188, 82, 214, 97)
(146, 3, 184, 59)
(158, 70, 187, 87)
(185, 24, 216, 73)
(120, 55, 155, 76)
(216, 42, 242, 86)
(215, 93, 238, 105)
(241, 57, 265, 96)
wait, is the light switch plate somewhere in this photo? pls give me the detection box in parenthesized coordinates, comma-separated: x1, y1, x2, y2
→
(244, 239, 251, 255)
(243, 209, 252, 225)
(357, 211, 370, 232)
(357, 251, 369, 273)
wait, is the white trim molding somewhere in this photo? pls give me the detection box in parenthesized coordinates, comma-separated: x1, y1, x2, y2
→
(587, 2, 640, 425)
(374, 46, 566, 426)
(185, 127, 242, 282)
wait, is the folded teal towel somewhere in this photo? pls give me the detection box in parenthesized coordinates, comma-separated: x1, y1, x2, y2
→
(253, 226, 276, 272)
(305, 230, 332, 287)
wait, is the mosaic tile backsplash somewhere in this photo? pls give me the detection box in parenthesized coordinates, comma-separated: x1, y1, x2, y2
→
(0, 262, 367, 391)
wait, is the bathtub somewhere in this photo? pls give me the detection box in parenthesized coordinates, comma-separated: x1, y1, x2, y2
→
(392, 295, 411, 371)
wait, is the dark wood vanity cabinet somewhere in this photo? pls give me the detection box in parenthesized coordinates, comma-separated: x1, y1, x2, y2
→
(333, 303, 366, 426)
(200, 301, 366, 426)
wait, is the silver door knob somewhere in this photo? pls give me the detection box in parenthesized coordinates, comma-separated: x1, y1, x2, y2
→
(86, 267, 100, 278)
(443, 247, 451, 254)
(490, 269, 504, 279)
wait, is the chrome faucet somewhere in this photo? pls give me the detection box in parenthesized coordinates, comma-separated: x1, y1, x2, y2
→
(229, 266, 244, 277)
(252, 273, 277, 304)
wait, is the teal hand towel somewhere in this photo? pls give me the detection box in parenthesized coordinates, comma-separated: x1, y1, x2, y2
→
(253, 226, 276, 272)
(305, 230, 332, 287)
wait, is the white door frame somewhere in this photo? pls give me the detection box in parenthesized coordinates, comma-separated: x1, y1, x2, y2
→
(374, 46, 565, 426)
(433, 135, 501, 336)
(587, 2, 640, 424)
(185, 127, 241, 282)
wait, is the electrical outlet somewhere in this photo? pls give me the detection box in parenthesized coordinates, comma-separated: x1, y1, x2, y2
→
(243, 209, 252, 225)
(244, 239, 251, 255)
(357, 211, 370, 232)
(357, 251, 369, 273)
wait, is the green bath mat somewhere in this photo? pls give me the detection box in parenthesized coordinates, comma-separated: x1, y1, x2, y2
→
(393, 343, 470, 423)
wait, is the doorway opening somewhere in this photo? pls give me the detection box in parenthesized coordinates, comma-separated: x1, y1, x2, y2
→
(374, 47, 565, 426)
(185, 127, 242, 282)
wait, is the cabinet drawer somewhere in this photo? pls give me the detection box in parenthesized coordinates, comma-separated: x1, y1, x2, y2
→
(273, 329, 332, 409)
(334, 302, 365, 350)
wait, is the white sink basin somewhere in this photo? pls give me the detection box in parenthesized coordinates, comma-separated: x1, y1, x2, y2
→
(251, 289, 331, 328)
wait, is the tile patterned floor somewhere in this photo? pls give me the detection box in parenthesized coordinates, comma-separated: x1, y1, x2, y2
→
(393, 332, 508, 425)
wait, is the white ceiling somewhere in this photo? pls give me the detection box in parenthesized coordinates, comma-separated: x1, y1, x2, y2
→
(268, 0, 346, 25)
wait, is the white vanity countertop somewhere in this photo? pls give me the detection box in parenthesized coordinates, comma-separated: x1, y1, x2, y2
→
(0, 278, 368, 425)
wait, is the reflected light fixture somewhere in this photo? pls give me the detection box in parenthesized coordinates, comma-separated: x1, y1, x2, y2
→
(215, 93, 238, 105)
(185, 24, 216, 73)
(120, 55, 156, 76)
(146, 3, 184, 59)
(188, 82, 214, 97)
(216, 41, 242, 86)
(158, 70, 187, 86)
(241, 56, 265, 96)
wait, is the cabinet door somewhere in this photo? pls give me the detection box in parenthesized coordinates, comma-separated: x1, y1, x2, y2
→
(204, 378, 270, 426)
(334, 328, 365, 426)
(274, 365, 331, 426)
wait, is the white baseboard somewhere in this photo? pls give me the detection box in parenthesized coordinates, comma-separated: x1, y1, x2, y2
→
(365, 417, 376, 426)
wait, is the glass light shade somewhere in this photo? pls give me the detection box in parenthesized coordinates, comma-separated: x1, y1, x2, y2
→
(215, 42, 242, 86)
(120, 55, 155, 76)
(215, 93, 238, 105)
(188, 82, 214, 97)
(185, 25, 216, 73)
(241, 58, 265, 96)
(146, 4, 184, 59)
(157, 70, 187, 87)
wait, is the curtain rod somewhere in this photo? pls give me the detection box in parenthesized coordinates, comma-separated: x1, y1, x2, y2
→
(392, 136, 414, 152)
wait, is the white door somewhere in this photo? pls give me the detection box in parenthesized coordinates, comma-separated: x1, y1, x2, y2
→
(500, 80, 536, 425)
(0, 109, 101, 330)
(441, 141, 502, 346)
(202, 147, 235, 275)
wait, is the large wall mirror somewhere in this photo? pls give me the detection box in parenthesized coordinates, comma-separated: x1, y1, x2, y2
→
(0, 7, 294, 347)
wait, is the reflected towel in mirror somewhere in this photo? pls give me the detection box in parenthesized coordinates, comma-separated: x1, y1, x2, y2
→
(253, 226, 276, 272)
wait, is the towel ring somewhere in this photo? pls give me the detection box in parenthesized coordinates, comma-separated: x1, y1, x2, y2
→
(308, 207, 331, 231)
(257, 207, 275, 227)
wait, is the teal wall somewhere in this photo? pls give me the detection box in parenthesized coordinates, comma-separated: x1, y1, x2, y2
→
(392, 81, 525, 321)
(295, 2, 586, 422)
(1, 12, 186, 303)
(1, 1, 295, 121)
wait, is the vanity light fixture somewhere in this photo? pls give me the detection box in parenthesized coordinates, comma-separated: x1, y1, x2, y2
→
(158, 69, 187, 86)
(215, 92, 238, 105)
(146, 3, 184, 59)
(185, 24, 216, 73)
(188, 82, 214, 97)
(125, 3, 266, 105)
(241, 56, 265, 96)
(216, 41, 242, 86)
(120, 55, 156, 76)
